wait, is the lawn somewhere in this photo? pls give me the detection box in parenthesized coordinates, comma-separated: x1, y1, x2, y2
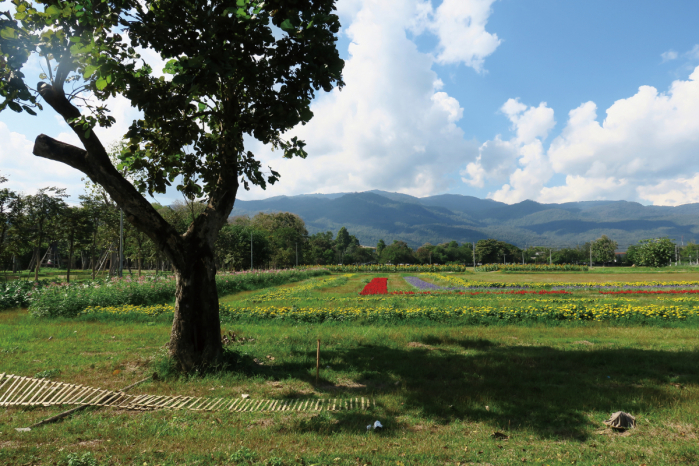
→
(0, 271, 698, 465)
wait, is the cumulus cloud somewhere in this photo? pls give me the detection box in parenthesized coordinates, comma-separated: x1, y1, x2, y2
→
(470, 66, 699, 206)
(4, 0, 500, 202)
(410, 0, 501, 72)
(240, 0, 490, 199)
(460, 98, 555, 201)
(549, 66, 699, 187)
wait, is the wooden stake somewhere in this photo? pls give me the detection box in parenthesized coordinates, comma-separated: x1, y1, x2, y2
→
(316, 339, 320, 385)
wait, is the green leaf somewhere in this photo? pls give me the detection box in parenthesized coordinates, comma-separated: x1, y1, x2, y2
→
(69, 36, 82, 43)
(0, 28, 16, 40)
(84, 128, 91, 138)
(236, 0, 245, 5)
(16, 4, 27, 12)
(22, 105, 37, 116)
(45, 5, 60, 16)
(14, 11, 27, 20)
(279, 19, 294, 32)
(95, 77, 108, 90)
(7, 101, 22, 113)
(83, 65, 98, 78)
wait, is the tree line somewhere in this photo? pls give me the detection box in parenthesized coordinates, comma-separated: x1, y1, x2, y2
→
(3, 186, 687, 279)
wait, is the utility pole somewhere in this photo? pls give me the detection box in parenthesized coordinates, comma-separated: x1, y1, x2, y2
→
(472, 242, 475, 268)
(118, 209, 124, 278)
(503, 253, 506, 265)
(296, 242, 298, 267)
(250, 232, 253, 271)
(549, 249, 552, 265)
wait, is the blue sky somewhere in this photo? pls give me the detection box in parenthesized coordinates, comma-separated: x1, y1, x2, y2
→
(2, 0, 699, 206)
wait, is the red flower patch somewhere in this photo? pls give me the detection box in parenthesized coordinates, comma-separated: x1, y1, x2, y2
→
(600, 289, 699, 295)
(360, 278, 388, 295)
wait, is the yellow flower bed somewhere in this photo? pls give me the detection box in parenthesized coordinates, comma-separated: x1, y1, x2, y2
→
(244, 275, 352, 303)
(81, 301, 699, 323)
(422, 273, 699, 289)
(82, 304, 175, 316)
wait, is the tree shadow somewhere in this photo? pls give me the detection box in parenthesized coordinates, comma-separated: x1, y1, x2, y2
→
(238, 337, 698, 440)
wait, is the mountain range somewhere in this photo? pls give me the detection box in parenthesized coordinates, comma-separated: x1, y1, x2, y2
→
(230, 190, 699, 250)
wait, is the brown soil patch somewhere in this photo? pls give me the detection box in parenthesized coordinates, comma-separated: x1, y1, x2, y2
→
(407, 342, 434, 350)
(75, 439, 104, 448)
(573, 340, 594, 346)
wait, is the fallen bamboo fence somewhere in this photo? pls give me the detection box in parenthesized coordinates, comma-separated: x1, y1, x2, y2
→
(0, 373, 373, 412)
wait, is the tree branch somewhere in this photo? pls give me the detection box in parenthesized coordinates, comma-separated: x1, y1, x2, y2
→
(32, 135, 185, 266)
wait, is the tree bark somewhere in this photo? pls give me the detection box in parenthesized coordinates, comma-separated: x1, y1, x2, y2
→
(169, 238, 222, 370)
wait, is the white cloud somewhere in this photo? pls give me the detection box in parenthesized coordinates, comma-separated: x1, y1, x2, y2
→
(687, 44, 699, 60)
(0, 122, 86, 196)
(490, 139, 553, 203)
(637, 175, 699, 206)
(240, 0, 486, 199)
(461, 136, 517, 187)
(549, 66, 699, 183)
(661, 50, 678, 62)
(460, 98, 555, 200)
(409, 0, 501, 72)
(471, 65, 699, 205)
(538, 176, 632, 204)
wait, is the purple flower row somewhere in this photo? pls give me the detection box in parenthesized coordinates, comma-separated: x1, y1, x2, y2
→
(404, 276, 447, 291)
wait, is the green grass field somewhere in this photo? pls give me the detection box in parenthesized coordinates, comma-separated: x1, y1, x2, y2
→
(1, 271, 698, 465)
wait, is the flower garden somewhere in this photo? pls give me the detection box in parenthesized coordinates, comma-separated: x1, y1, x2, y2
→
(76, 272, 699, 325)
(3, 270, 699, 466)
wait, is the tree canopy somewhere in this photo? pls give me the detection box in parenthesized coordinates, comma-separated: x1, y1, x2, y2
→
(1, 0, 345, 371)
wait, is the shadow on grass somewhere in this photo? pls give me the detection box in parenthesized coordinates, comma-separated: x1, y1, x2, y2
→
(234, 336, 698, 440)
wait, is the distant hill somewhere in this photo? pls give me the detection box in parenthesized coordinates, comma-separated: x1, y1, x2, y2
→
(230, 191, 699, 250)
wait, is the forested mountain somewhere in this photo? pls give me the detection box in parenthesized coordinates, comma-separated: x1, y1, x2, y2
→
(230, 191, 699, 250)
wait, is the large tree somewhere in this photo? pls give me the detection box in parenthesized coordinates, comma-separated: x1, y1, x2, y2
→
(1, 0, 344, 371)
(591, 235, 618, 265)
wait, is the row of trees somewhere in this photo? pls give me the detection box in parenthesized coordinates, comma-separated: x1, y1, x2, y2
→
(2, 187, 688, 275)
(0, 176, 207, 280)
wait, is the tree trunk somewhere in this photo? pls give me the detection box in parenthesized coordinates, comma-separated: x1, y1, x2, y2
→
(67, 234, 74, 283)
(91, 230, 97, 280)
(169, 241, 222, 371)
(34, 232, 42, 282)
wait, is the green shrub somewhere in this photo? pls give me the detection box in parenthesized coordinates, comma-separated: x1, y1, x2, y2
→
(28, 269, 330, 318)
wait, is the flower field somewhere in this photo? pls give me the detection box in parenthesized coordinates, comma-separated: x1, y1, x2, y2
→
(74, 272, 699, 325)
(301, 264, 472, 273)
(475, 264, 589, 272)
